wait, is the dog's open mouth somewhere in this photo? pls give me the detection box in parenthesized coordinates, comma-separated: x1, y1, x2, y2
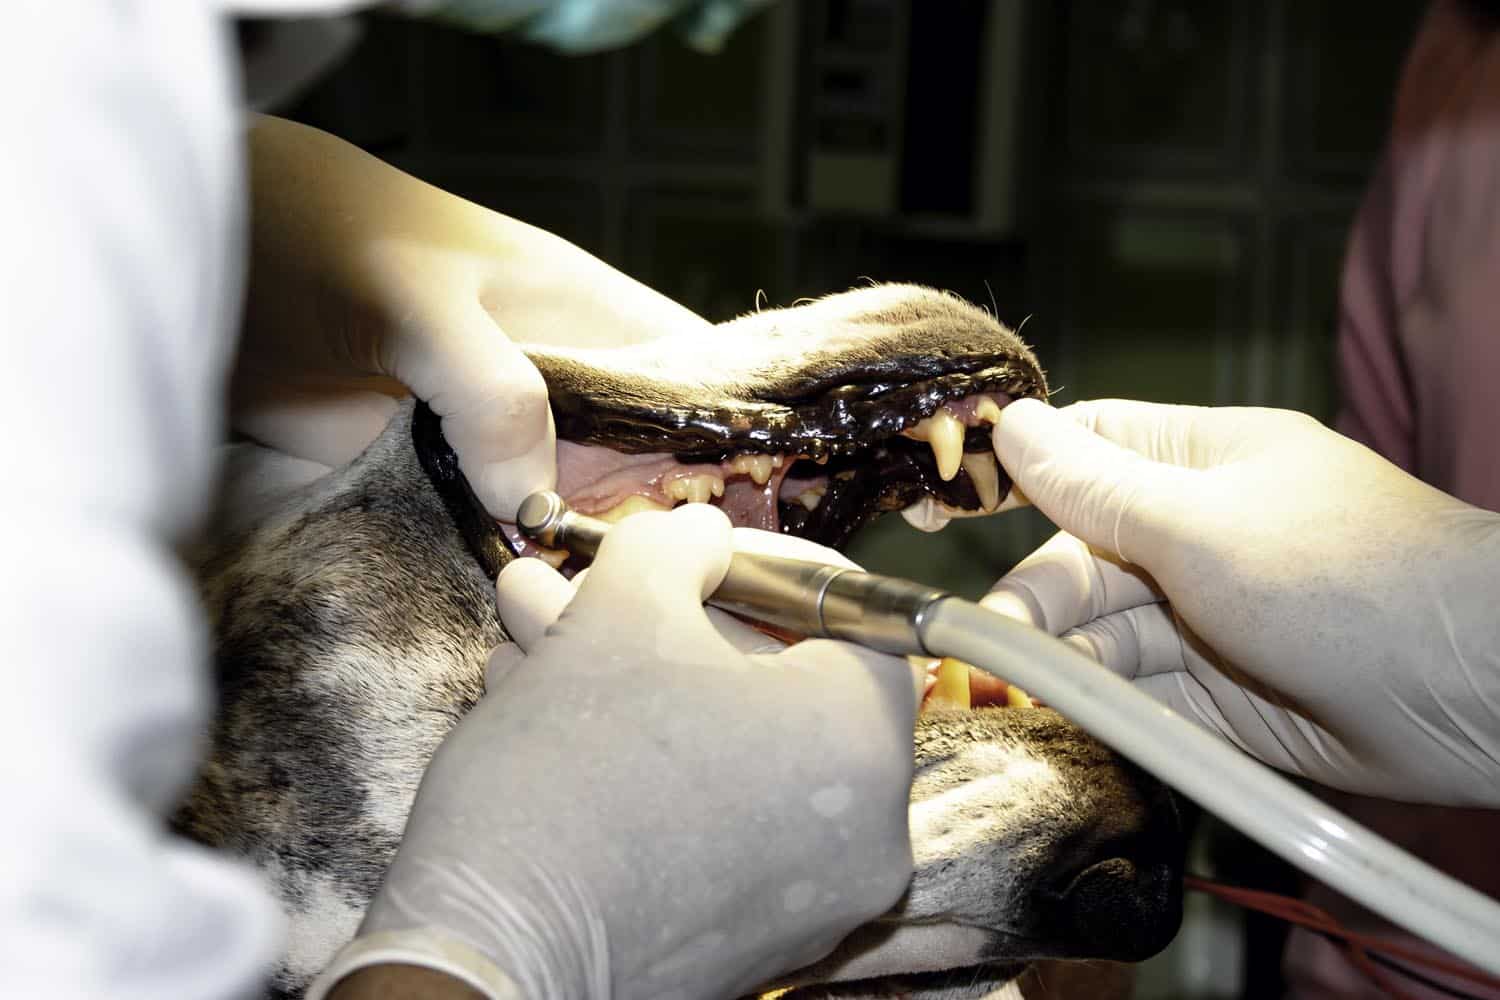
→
(486, 284, 1048, 558)
(523, 387, 1020, 559)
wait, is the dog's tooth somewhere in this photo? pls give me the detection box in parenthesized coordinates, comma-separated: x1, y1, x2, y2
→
(925, 657, 972, 711)
(975, 395, 1003, 425)
(961, 451, 1002, 511)
(797, 487, 825, 511)
(665, 478, 690, 503)
(596, 495, 673, 523)
(1006, 684, 1035, 709)
(534, 545, 569, 569)
(728, 454, 778, 486)
(927, 408, 964, 481)
(679, 474, 721, 504)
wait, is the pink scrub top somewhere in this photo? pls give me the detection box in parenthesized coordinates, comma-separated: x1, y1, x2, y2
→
(1286, 2, 1500, 996)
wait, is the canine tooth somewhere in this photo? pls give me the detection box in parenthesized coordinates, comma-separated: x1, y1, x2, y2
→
(596, 495, 673, 523)
(926, 657, 972, 711)
(1006, 684, 1035, 709)
(926, 408, 964, 481)
(900, 497, 951, 533)
(961, 451, 1002, 511)
(975, 396, 1003, 425)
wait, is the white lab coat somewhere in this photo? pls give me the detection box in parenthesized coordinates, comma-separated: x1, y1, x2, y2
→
(0, 3, 342, 996)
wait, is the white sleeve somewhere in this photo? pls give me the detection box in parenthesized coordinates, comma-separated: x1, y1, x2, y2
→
(0, 3, 283, 998)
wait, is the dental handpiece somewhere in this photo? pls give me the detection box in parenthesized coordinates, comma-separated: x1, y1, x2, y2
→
(514, 490, 951, 656)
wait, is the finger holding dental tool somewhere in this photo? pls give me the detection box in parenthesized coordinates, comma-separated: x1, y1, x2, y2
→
(982, 397, 1500, 806)
(309, 505, 921, 1000)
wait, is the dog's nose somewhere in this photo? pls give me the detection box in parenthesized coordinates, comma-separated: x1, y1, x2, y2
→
(1034, 762, 1188, 961)
(1051, 850, 1183, 961)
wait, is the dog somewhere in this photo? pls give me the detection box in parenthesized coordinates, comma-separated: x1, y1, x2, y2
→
(180, 284, 1186, 999)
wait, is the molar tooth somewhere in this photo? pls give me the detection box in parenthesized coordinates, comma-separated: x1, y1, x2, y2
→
(596, 495, 673, 523)
(961, 451, 1002, 511)
(797, 487, 826, 511)
(975, 395, 1003, 425)
(927, 408, 964, 481)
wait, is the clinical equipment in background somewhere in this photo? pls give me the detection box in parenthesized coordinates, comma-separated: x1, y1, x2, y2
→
(516, 490, 1500, 979)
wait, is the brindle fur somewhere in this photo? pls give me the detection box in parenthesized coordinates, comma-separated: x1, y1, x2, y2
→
(179, 286, 1183, 999)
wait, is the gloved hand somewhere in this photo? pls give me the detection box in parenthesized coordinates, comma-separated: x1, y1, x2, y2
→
(984, 397, 1500, 805)
(308, 504, 919, 1000)
(232, 115, 711, 517)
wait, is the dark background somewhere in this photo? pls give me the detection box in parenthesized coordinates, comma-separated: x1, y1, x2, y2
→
(275, 4, 1426, 993)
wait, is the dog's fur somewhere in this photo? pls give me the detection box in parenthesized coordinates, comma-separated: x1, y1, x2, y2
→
(180, 286, 1184, 999)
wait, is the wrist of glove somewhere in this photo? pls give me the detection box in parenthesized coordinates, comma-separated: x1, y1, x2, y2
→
(308, 928, 526, 1000)
(314, 505, 919, 1000)
(986, 398, 1500, 805)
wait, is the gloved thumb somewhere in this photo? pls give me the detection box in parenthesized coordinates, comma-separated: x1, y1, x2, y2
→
(990, 399, 1194, 564)
(557, 504, 733, 647)
(393, 298, 558, 518)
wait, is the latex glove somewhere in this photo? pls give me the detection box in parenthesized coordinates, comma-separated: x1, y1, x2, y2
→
(395, 0, 775, 54)
(232, 115, 712, 517)
(309, 504, 919, 1000)
(984, 397, 1500, 806)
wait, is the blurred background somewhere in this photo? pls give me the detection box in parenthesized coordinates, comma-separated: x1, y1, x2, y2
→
(263, 2, 1427, 995)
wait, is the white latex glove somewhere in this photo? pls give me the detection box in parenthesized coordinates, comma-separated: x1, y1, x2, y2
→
(309, 505, 919, 1000)
(984, 397, 1500, 806)
(234, 116, 712, 517)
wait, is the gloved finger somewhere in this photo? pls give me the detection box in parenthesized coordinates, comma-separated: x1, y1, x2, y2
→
(980, 530, 1160, 635)
(495, 556, 578, 651)
(991, 398, 1197, 563)
(482, 640, 527, 690)
(232, 385, 402, 467)
(1060, 602, 1190, 681)
(1130, 671, 1310, 774)
(561, 504, 733, 639)
(1058, 398, 1217, 467)
(392, 297, 557, 518)
(705, 607, 788, 654)
(730, 526, 863, 571)
(575, 533, 780, 652)
(770, 637, 924, 717)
